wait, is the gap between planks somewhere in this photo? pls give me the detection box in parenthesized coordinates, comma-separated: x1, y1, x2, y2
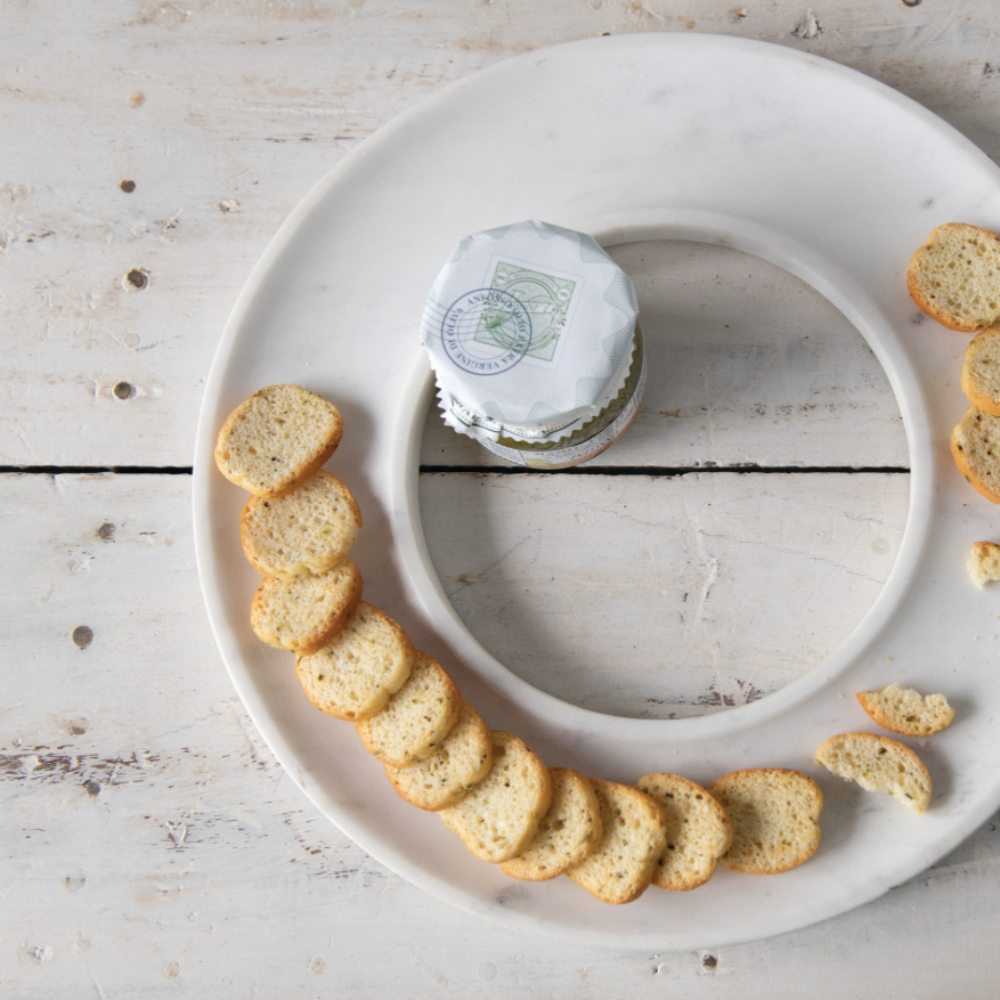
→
(419, 465, 910, 476)
(0, 465, 194, 475)
(0, 465, 910, 476)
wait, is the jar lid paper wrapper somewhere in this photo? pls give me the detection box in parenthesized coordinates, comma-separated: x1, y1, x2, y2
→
(420, 220, 639, 444)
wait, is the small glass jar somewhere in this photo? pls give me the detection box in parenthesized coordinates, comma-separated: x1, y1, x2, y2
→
(420, 220, 645, 469)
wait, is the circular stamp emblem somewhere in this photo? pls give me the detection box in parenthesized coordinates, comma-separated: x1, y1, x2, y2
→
(440, 288, 532, 376)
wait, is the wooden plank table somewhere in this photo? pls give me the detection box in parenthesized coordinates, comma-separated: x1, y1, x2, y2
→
(3, 1, 1000, 995)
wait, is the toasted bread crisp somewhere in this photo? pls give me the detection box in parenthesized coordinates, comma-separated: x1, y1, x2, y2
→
(969, 540, 1000, 588)
(636, 773, 733, 892)
(856, 683, 954, 737)
(295, 602, 414, 721)
(215, 384, 343, 497)
(500, 768, 602, 882)
(962, 327, 1000, 416)
(384, 703, 492, 811)
(355, 652, 462, 767)
(241, 470, 362, 580)
(815, 732, 932, 814)
(439, 731, 552, 864)
(908, 223, 1000, 333)
(566, 780, 666, 905)
(250, 559, 362, 655)
(709, 769, 822, 875)
(952, 406, 1000, 505)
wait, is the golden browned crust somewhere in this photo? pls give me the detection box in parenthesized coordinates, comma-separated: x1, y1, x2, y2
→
(500, 768, 602, 882)
(951, 435, 1000, 502)
(951, 407, 1000, 505)
(214, 384, 343, 497)
(439, 731, 553, 864)
(907, 261, 972, 332)
(266, 440, 339, 499)
(961, 327, 1000, 416)
(815, 732, 931, 813)
(249, 560, 363, 655)
(907, 223, 1000, 333)
(294, 603, 415, 721)
(856, 691, 909, 734)
(355, 653, 463, 767)
(240, 472, 363, 579)
(960, 377, 1000, 417)
(636, 773, 734, 892)
(855, 685, 954, 737)
(565, 780, 666, 905)
(340, 482, 362, 528)
(710, 769, 822, 876)
(383, 703, 493, 811)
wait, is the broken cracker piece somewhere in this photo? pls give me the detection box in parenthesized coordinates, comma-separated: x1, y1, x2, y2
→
(969, 540, 1000, 589)
(856, 683, 954, 737)
(815, 732, 931, 814)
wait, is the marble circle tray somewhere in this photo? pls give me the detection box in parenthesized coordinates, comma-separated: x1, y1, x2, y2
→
(193, 33, 1000, 950)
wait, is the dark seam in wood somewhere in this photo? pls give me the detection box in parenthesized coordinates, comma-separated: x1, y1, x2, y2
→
(418, 465, 911, 476)
(0, 465, 194, 475)
(0, 464, 911, 476)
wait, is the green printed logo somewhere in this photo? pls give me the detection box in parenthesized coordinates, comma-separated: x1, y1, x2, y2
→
(475, 263, 576, 362)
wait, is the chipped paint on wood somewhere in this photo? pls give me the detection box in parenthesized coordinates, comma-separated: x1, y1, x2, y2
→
(5, 1, 1000, 995)
(420, 471, 909, 718)
(2, 0, 998, 467)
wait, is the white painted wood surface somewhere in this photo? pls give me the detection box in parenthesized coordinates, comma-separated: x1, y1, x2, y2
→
(2, 473, 997, 999)
(422, 242, 910, 470)
(421, 471, 908, 718)
(3, 0, 993, 468)
(4, 0, 1000, 996)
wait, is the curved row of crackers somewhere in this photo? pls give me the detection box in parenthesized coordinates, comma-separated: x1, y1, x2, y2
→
(215, 384, 948, 907)
(909, 224, 1000, 498)
(908, 223, 1000, 585)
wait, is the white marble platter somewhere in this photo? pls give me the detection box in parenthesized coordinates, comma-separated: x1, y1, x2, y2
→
(193, 33, 1000, 949)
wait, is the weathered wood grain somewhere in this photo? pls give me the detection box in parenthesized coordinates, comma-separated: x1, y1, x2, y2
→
(4, 0, 1000, 994)
(419, 469, 909, 717)
(2, 0, 997, 467)
(421, 241, 910, 470)
(0, 473, 995, 1000)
